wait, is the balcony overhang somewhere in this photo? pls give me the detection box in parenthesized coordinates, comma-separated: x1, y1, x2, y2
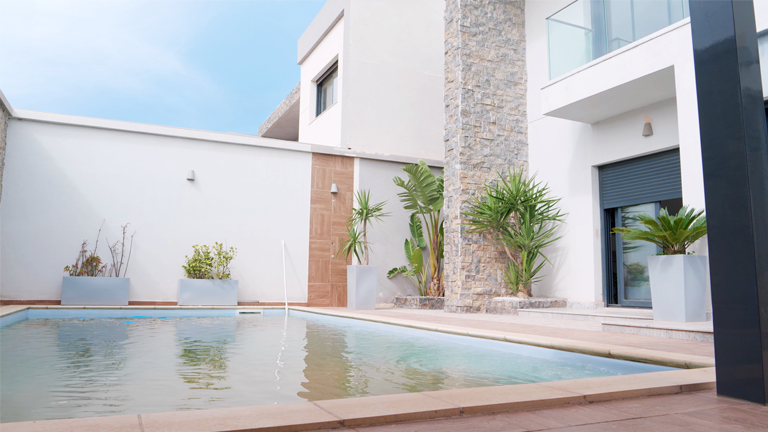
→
(543, 66, 676, 125)
(541, 19, 691, 125)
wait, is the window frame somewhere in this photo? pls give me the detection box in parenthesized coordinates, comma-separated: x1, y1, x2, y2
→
(315, 62, 338, 117)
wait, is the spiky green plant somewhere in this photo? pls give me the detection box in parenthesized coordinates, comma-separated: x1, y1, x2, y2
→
(612, 206, 707, 255)
(463, 168, 565, 298)
(338, 190, 388, 265)
(393, 161, 444, 297)
(388, 214, 429, 295)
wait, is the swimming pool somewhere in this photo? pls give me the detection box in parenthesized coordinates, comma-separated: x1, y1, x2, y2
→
(0, 309, 674, 423)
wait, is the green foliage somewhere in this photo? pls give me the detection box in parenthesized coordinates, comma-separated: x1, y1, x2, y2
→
(388, 215, 429, 295)
(612, 206, 707, 255)
(393, 161, 444, 297)
(338, 190, 388, 265)
(463, 168, 565, 298)
(182, 242, 238, 280)
(338, 224, 366, 265)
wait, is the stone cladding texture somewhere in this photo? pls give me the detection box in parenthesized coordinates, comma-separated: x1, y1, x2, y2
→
(0, 101, 8, 203)
(258, 83, 300, 137)
(443, 0, 528, 313)
(393, 296, 446, 310)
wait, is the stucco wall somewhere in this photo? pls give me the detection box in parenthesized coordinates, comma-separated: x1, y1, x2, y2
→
(341, 0, 445, 161)
(1, 119, 311, 303)
(297, 0, 445, 162)
(526, 1, 708, 305)
(298, 17, 345, 148)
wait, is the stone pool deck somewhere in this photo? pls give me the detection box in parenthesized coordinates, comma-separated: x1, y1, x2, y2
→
(0, 304, 752, 432)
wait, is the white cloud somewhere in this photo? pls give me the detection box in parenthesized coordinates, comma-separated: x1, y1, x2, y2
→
(0, 0, 220, 113)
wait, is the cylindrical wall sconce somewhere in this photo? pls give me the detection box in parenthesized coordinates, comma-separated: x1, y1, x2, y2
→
(186, 170, 195, 181)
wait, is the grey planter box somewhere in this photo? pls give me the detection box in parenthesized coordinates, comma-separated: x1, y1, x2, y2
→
(61, 277, 130, 306)
(647, 255, 708, 322)
(178, 279, 238, 306)
(347, 265, 377, 310)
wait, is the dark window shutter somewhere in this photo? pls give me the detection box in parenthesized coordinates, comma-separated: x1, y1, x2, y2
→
(599, 149, 682, 209)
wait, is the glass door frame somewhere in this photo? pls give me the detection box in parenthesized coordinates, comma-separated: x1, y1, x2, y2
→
(612, 203, 658, 308)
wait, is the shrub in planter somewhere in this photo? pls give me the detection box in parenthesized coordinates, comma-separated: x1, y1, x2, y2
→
(62, 223, 134, 306)
(613, 207, 708, 322)
(179, 243, 238, 306)
(339, 191, 388, 310)
(463, 168, 565, 299)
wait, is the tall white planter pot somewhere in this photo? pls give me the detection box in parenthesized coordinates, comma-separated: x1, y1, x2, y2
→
(347, 265, 377, 310)
(647, 255, 708, 322)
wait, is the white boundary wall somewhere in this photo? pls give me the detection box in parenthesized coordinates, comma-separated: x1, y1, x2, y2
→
(1, 115, 312, 303)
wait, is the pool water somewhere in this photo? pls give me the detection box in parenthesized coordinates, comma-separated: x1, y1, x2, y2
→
(0, 310, 672, 423)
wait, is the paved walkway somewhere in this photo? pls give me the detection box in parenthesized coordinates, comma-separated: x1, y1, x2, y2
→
(347, 390, 768, 431)
(317, 308, 765, 431)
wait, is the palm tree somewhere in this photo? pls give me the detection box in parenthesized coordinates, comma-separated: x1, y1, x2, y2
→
(393, 161, 444, 297)
(463, 168, 565, 298)
(338, 190, 388, 265)
(612, 206, 707, 255)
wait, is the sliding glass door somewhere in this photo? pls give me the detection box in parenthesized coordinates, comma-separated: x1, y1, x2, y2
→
(599, 150, 684, 308)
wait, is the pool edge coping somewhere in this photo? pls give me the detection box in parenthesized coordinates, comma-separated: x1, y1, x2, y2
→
(2, 368, 717, 431)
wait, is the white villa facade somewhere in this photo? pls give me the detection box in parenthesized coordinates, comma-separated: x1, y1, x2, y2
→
(1, 0, 768, 313)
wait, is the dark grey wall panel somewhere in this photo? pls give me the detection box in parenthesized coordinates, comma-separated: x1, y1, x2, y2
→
(599, 150, 682, 209)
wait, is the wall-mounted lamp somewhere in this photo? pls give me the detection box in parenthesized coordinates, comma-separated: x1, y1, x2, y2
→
(186, 170, 196, 181)
(642, 115, 654, 137)
(330, 183, 339, 193)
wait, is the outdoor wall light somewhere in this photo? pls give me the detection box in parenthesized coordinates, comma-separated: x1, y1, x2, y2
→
(186, 170, 195, 181)
(642, 116, 654, 137)
(330, 183, 339, 193)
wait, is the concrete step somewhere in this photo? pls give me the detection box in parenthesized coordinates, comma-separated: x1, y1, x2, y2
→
(517, 308, 653, 322)
(601, 320, 713, 342)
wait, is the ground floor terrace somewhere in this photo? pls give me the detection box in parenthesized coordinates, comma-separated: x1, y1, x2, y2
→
(3, 304, 762, 432)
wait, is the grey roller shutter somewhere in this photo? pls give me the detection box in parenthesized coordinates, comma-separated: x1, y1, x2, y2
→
(599, 149, 682, 209)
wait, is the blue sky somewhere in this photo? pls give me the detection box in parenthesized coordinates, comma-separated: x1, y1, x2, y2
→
(0, 0, 326, 135)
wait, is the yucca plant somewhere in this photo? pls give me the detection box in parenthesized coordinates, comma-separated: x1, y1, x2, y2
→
(463, 168, 565, 298)
(393, 161, 444, 297)
(388, 214, 429, 295)
(338, 190, 388, 265)
(612, 206, 707, 255)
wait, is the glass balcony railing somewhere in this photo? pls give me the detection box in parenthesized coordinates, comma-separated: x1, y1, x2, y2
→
(547, 0, 690, 79)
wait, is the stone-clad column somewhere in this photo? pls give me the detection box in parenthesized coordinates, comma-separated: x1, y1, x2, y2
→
(443, 0, 528, 313)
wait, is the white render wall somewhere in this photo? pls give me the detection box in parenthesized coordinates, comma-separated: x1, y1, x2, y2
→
(1, 117, 312, 303)
(341, 0, 445, 161)
(297, 0, 445, 162)
(526, 1, 709, 305)
(298, 17, 345, 148)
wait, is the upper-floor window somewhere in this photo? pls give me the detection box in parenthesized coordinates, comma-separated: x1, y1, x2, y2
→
(316, 62, 338, 116)
(547, 0, 690, 79)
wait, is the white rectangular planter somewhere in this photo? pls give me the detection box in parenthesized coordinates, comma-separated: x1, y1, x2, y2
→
(61, 277, 130, 306)
(347, 265, 377, 310)
(178, 279, 238, 306)
(647, 255, 708, 322)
